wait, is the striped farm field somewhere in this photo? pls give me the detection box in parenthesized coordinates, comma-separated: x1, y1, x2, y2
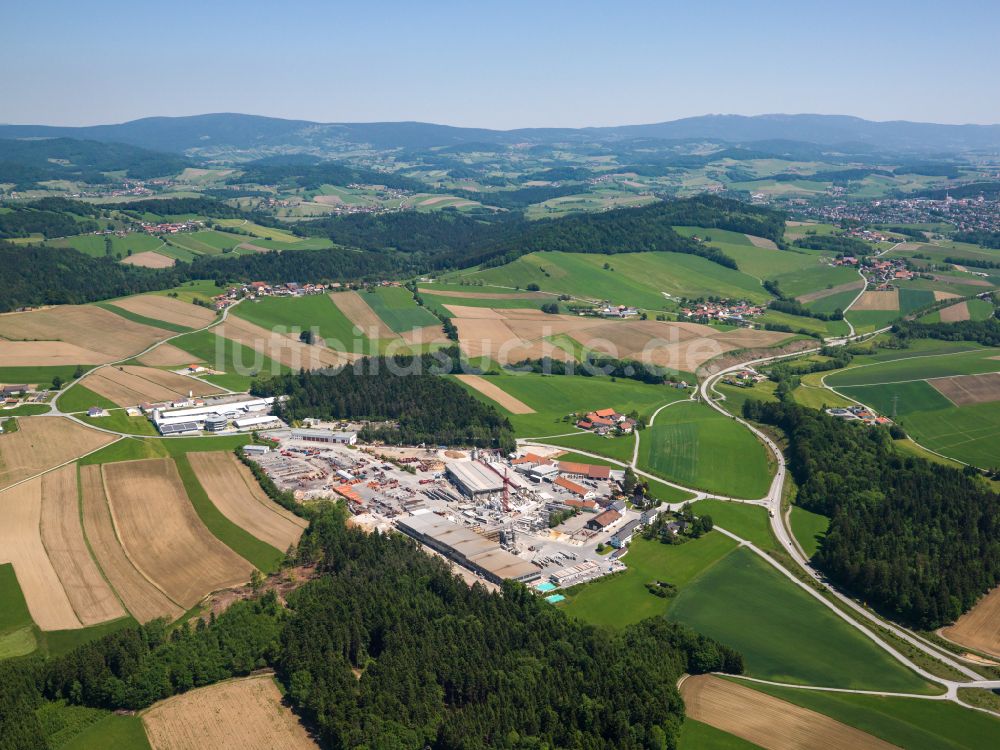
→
(364, 286, 440, 332)
(102, 458, 254, 608)
(0, 417, 115, 491)
(680, 675, 897, 750)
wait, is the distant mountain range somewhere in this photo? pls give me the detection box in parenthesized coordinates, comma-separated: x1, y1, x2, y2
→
(2, 113, 999, 157)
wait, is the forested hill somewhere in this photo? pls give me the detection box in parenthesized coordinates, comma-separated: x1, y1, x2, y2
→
(0, 137, 189, 188)
(0, 196, 785, 310)
(743, 399, 1000, 629)
(252, 353, 517, 452)
(0, 504, 744, 749)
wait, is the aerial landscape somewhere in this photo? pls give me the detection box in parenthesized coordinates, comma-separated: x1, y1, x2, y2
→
(3, 2, 1000, 749)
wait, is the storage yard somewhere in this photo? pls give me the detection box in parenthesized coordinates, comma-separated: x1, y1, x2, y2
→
(244, 430, 665, 590)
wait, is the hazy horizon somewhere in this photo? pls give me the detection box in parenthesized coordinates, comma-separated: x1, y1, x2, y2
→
(3, 0, 999, 128)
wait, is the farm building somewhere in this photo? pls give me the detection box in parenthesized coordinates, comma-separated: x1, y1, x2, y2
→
(586, 509, 622, 531)
(290, 428, 358, 445)
(610, 520, 641, 548)
(397, 513, 540, 584)
(446, 461, 506, 500)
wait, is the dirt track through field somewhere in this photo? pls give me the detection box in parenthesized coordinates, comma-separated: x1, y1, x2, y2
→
(0, 305, 172, 362)
(0, 477, 82, 630)
(121, 251, 176, 268)
(82, 365, 220, 407)
(680, 675, 899, 750)
(215, 315, 352, 371)
(455, 375, 536, 414)
(942, 585, 1000, 658)
(79, 465, 183, 624)
(852, 290, 900, 311)
(330, 291, 397, 339)
(112, 295, 217, 329)
(795, 279, 864, 304)
(188, 452, 307, 552)
(938, 301, 970, 322)
(40, 465, 125, 625)
(142, 675, 319, 750)
(103, 458, 254, 608)
(928, 371, 1000, 406)
(0, 417, 114, 490)
(139, 343, 202, 367)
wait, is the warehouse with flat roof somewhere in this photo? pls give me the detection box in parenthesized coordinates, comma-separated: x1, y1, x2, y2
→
(397, 514, 540, 584)
(446, 461, 505, 499)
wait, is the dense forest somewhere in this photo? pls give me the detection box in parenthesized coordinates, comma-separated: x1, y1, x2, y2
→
(107, 196, 246, 219)
(742, 399, 1000, 628)
(892, 317, 1000, 346)
(229, 156, 426, 192)
(952, 230, 1000, 249)
(944, 254, 1000, 269)
(792, 234, 872, 256)
(0, 203, 98, 239)
(251, 352, 517, 452)
(0, 137, 189, 188)
(0, 504, 744, 750)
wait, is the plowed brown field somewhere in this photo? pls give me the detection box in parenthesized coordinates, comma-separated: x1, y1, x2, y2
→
(941, 585, 1000, 659)
(112, 295, 217, 328)
(0, 417, 114, 490)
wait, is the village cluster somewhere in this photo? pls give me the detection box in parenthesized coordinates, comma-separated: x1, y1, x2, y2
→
(679, 298, 765, 325)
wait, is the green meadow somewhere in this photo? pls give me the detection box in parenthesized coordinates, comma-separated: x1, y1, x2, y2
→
(364, 286, 440, 332)
(637, 402, 773, 498)
(46, 233, 163, 259)
(169, 328, 287, 390)
(0, 564, 36, 658)
(826, 346, 996, 387)
(234, 294, 376, 353)
(790, 505, 829, 557)
(447, 249, 771, 309)
(690, 499, 777, 552)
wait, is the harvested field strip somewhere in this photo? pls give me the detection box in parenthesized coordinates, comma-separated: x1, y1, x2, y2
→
(110, 294, 217, 329)
(939, 301, 970, 322)
(934, 290, 961, 301)
(852, 290, 900, 311)
(928, 372, 1000, 406)
(142, 675, 319, 750)
(139, 343, 202, 367)
(330, 291, 396, 339)
(0, 416, 115, 490)
(454, 375, 535, 414)
(0, 477, 82, 631)
(121, 250, 175, 268)
(0, 305, 172, 362)
(103, 458, 254, 608)
(81, 365, 220, 408)
(39, 465, 125, 625)
(795, 279, 864, 304)
(680, 675, 898, 750)
(175, 454, 286, 573)
(215, 316, 352, 371)
(941, 585, 1000, 659)
(0, 340, 112, 367)
(96, 302, 192, 334)
(744, 234, 778, 249)
(188, 452, 306, 551)
(79, 465, 183, 624)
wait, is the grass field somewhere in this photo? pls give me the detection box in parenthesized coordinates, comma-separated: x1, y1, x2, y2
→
(215, 219, 302, 244)
(668, 548, 931, 691)
(845, 309, 903, 333)
(677, 718, 761, 750)
(454, 372, 684, 437)
(715, 381, 779, 416)
(169, 328, 287, 390)
(691, 499, 777, 552)
(637, 402, 773, 498)
(0, 563, 37, 658)
(447, 249, 771, 309)
(57, 382, 119, 413)
(172, 454, 284, 573)
(77, 435, 254, 466)
(824, 346, 1000, 466)
(151, 280, 223, 305)
(562, 534, 738, 627)
(757, 309, 849, 337)
(46, 233, 163, 259)
(61, 714, 151, 750)
(740, 680, 1000, 750)
(0, 365, 91, 388)
(790, 505, 829, 557)
(233, 294, 375, 353)
(0, 403, 51, 416)
(364, 286, 440, 332)
(535, 431, 637, 464)
(79, 409, 159, 435)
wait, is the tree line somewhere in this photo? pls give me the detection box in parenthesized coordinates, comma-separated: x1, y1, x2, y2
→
(742, 399, 1000, 629)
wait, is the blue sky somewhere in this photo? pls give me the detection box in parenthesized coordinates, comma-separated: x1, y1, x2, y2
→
(2, 0, 997, 127)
